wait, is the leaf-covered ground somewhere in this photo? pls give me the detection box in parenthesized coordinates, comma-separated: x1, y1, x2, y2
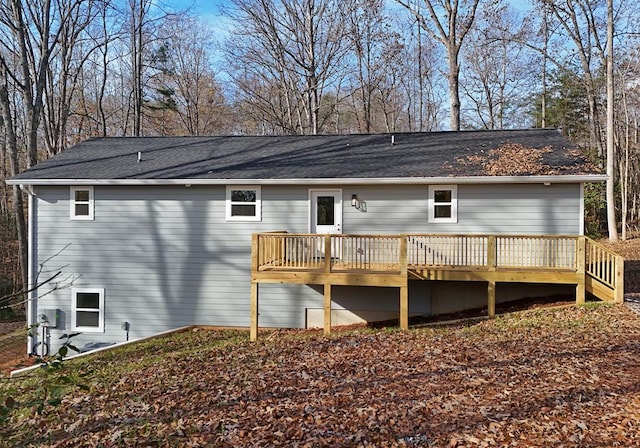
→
(1, 304, 640, 447)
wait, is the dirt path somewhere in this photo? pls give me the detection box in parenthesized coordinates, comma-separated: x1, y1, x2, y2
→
(0, 321, 31, 376)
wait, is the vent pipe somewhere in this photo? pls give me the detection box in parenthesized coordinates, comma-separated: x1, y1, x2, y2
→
(137, 152, 142, 163)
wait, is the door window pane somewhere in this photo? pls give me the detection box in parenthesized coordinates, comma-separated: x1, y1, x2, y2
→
(317, 196, 335, 225)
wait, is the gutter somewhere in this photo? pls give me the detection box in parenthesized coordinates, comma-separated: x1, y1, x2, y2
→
(7, 174, 609, 186)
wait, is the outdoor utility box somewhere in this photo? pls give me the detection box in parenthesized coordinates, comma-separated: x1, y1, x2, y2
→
(39, 308, 59, 328)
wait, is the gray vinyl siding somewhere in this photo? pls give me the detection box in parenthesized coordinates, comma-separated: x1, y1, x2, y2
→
(32, 182, 581, 351)
(344, 183, 580, 235)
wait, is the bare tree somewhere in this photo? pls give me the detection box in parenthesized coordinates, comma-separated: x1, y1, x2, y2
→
(128, 0, 151, 136)
(224, 0, 348, 135)
(0, 0, 84, 293)
(343, 0, 389, 133)
(540, 0, 607, 158)
(461, 2, 538, 129)
(147, 16, 229, 135)
(396, 0, 481, 131)
(43, 0, 103, 156)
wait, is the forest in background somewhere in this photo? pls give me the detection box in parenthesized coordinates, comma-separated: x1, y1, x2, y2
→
(1, 0, 640, 309)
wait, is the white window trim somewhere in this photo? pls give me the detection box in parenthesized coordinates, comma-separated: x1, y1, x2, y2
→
(71, 287, 105, 333)
(70, 186, 94, 220)
(428, 185, 458, 223)
(226, 185, 261, 222)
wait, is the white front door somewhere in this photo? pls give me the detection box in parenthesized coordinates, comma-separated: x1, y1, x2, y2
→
(310, 189, 342, 234)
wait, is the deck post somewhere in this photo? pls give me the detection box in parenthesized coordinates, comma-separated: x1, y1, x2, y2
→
(399, 286, 409, 330)
(251, 233, 259, 271)
(250, 234, 260, 341)
(575, 237, 586, 304)
(324, 283, 332, 335)
(614, 255, 624, 303)
(487, 281, 496, 318)
(487, 236, 497, 270)
(250, 282, 259, 341)
(399, 235, 409, 330)
(323, 235, 332, 335)
(324, 234, 332, 274)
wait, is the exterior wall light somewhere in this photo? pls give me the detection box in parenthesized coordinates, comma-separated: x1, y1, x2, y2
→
(351, 194, 359, 208)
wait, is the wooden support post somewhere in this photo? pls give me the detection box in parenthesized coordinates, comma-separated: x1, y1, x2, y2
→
(575, 282, 585, 305)
(324, 283, 332, 336)
(575, 237, 586, 305)
(323, 235, 332, 336)
(324, 234, 332, 274)
(250, 282, 259, 341)
(399, 235, 409, 330)
(399, 285, 409, 330)
(487, 235, 497, 270)
(614, 255, 624, 303)
(250, 234, 260, 341)
(399, 235, 408, 276)
(251, 234, 259, 272)
(487, 281, 496, 318)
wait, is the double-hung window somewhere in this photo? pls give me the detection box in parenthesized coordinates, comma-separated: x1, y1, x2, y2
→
(70, 186, 94, 220)
(428, 185, 458, 223)
(71, 288, 105, 332)
(226, 186, 261, 221)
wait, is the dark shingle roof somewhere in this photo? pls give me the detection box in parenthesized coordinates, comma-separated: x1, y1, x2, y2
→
(10, 129, 599, 182)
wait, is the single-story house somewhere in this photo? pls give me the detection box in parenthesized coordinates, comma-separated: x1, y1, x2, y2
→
(7, 129, 618, 353)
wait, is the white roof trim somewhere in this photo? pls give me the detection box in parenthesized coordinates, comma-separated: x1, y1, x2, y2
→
(8, 174, 607, 186)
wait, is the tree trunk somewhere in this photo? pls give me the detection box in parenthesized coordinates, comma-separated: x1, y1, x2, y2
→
(0, 75, 28, 304)
(448, 48, 461, 131)
(605, 0, 617, 241)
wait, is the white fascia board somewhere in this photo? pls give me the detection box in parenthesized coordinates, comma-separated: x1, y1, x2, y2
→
(8, 174, 608, 186)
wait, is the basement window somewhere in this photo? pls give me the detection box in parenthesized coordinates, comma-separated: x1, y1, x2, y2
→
(226, 186, 261, 221)
(71, 288, 104, 332)
(428, 185, 458, 223)
(70, 186, 94, 220)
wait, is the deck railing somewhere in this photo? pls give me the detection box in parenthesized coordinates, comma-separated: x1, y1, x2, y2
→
(585, 238, 623, 291)
(332, 234, 402, 271)
(254, 233, 623, 299)
(256, 233, 324, 270)
(255, 233, 584, 272)
(495, 235, 577, 269)
(407, 235, 488, 267)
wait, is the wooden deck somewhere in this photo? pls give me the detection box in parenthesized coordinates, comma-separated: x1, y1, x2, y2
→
(250, 233, 624, 340)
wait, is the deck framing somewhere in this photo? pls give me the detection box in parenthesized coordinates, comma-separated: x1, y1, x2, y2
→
(250, 233, 624, 340)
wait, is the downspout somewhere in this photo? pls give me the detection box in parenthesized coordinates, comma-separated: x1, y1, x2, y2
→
(20, 184, 36, 354)
(579, 182, 585, 236)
